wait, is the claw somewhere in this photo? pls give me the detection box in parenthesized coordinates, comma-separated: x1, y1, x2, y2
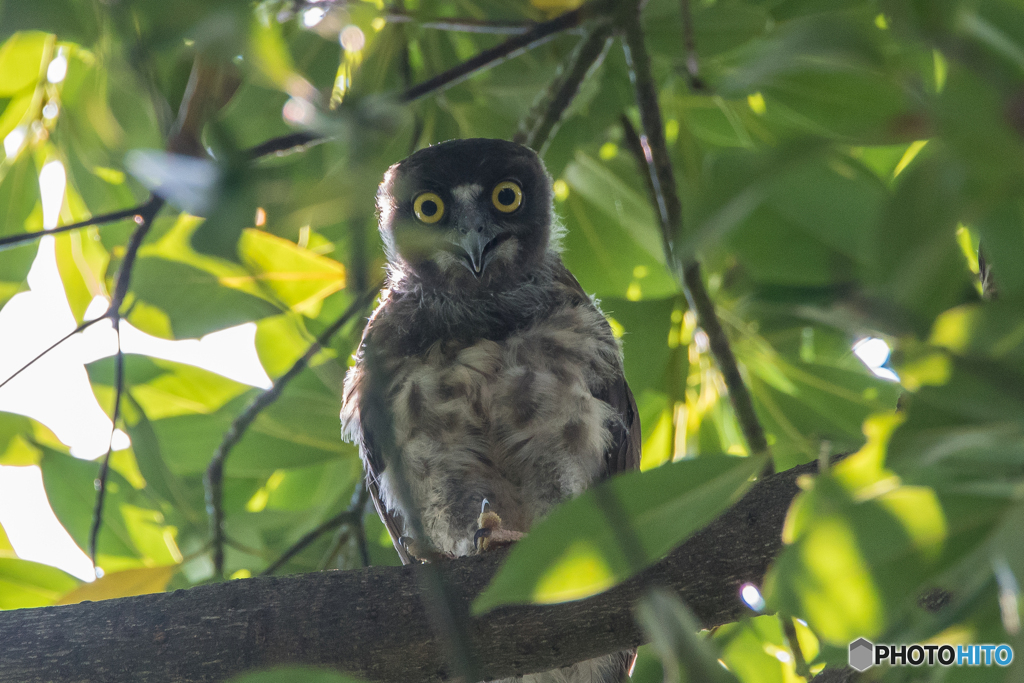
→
(474, 527, 492, 549)
(480, 497, 490, 514)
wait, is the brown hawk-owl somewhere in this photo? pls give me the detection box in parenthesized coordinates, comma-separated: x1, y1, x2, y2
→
(341, 138, 640, 683)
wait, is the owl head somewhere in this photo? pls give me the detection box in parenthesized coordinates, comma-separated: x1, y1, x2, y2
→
(377, 138, 555, 290)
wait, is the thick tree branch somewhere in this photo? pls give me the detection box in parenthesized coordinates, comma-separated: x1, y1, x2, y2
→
(0, 457, 815, 683)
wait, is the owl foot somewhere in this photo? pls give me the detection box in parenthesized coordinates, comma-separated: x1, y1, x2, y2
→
(474, 499, 524, 552)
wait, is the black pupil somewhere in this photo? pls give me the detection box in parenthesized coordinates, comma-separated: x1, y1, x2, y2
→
(421, 199, 437, 216)
(498, 188, 516, 206)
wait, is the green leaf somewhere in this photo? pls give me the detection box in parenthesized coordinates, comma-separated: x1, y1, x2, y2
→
(0, 3, 99, 44)
(152, 381, 352, 477)
(226, 666, 365, 683)
(39, 448, 149, 567)
(0, 557, 79, 609)
(473, 454, 764, 614)
(254, 313, 317, 379)
(715, 615, 809, 683)
(57, 563, 178, 604)
(122, 397, 203, 524)
(0, 31, 50, 96)
(129, 256, 280, 339)
(765, 439, 1006, 645)
(238, 229, 346, 317)
(637, 588, 739, 683)
(717, 14, 916, 142)
(0, 153, 42, 307)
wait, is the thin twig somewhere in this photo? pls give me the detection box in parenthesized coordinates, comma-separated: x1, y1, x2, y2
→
(262, 510, 359, 576)
(515, 23, 614, 154)
(352, 511, 371, 568)
(107, 201, 164, 311)
(0, 195, 163, 251)
(318, 526, 355, 571)
(618, 114, 658, 207)
(678, 0, 705, 91)
(619, 6, 770, 462)
(87, 197, 164, 572)
(261, 482, 370, 576)
(384, 13, 537, 35)
(0, 317, 105, 391)
(206, 285, 381, 576)
(89, 342, 123, 571)
(682, 264, 769, 458)
(780, 615, 813, 680)
(243, 3, 595, 162)
(401, 4, 590, 102)
(395, 0, 424, 159)
(246, 131, 328, 160)
(348, 479, 371, 568)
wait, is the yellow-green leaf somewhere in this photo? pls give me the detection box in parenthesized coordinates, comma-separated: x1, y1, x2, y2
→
(238, 229, 345, 317)
(57, 564, 178, 605)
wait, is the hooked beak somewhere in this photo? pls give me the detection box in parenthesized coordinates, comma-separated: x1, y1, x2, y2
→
(456, 230, 493, 278)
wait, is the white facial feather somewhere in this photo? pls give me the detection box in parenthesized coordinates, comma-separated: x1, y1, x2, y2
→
(451, 183, 483, 206)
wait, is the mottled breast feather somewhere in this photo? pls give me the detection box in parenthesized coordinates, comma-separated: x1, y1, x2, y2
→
(341, 254, 639, 560)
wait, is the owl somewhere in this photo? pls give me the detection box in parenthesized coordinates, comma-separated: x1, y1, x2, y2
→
(341, 138, 640, 683)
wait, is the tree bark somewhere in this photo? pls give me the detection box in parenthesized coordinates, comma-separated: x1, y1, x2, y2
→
(0, 459, 815, 683)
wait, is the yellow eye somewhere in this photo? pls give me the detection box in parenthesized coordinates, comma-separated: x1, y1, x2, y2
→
(413, 192, 444, 224)
(491, 181, 523, 213)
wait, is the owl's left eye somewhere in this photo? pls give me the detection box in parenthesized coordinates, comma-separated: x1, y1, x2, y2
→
(414, 192, 445, 224)
(491, 181, 523, 213)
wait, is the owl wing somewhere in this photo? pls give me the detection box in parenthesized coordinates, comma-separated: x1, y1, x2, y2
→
(555, 264, 642, 477)
(362, 437, 414, 566)
(600, 372, 642, 477)
(348, 313, 415, 567)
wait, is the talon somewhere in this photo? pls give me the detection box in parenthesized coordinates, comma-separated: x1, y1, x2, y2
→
(480, 497, 490, 514)
(474, 527, 492, 549)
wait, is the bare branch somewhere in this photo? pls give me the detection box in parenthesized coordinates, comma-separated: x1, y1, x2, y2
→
(89, 344, 123, 571)
(780, 615, 813, 680)
(261, 483, 369, 576)
(0, 317, 105, 391)
(678, 0, 705, 91)
(383, 13, 538, 35)
(246, 131, 328, 160)
(619, 7, 770, 462)
(400, 4, 590, 103)
(88, 196, 164, 571)
(206, 286, 381, 576)
(515, 23, 614, 153)
(242, 3, 601, 162)
(0, 196, 163, 251)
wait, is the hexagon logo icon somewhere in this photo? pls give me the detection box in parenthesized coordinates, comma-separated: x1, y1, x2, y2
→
(849, 638, 874, 671)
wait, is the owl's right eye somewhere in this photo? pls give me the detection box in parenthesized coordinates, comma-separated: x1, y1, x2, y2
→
(413, 192, 445, 224)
